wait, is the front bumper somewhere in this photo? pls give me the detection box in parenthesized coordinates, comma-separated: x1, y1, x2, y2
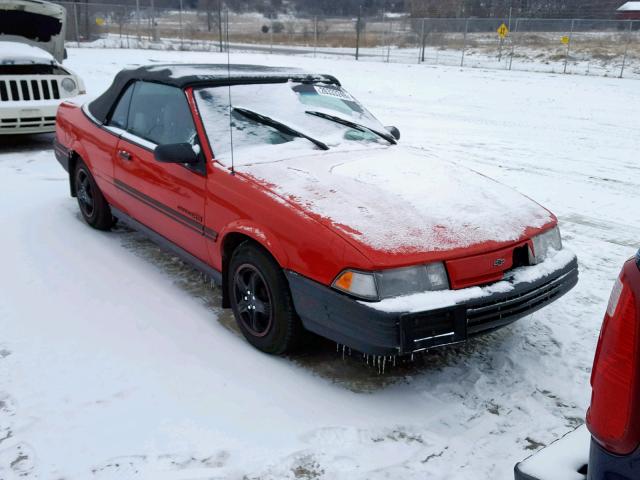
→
(286, 249, 579, 356)
(0, 101, 58, 134)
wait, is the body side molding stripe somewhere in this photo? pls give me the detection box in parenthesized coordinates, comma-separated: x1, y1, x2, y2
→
(113, 178, 218, 241)
(204, 227, 218, 241)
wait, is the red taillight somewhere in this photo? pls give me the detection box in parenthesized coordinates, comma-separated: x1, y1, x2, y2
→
(587, 271, 639, 455)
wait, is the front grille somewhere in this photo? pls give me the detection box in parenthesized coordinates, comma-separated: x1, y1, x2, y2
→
(0, 116, 56, 129)
(0, 78, 61, 101)
(466, 271, 571, 332)
(399, 264, 578, 354)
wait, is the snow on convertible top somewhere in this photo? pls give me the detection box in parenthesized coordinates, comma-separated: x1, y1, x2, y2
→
(0, 41, 54, 65)
(241, 146, 554, 253)
(144, 63, 335, 84)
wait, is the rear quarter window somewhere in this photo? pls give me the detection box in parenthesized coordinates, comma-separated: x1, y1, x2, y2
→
(108, 83, 134, 130)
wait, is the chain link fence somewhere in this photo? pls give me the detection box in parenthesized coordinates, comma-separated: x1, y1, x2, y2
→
(52, 2, 640, 79)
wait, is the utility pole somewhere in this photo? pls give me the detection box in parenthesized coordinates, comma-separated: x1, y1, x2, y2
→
(217, 0, 223, 52)
(461, 18, 469, 67)
(135, 0, 140, 45)
(84, 0, 89, 41)
(150, 0, 154, 41)
(386, 17, 393, 63)
(620, 20, 633, 78)
(314, 16, 318, 58)
(355, 5, 362, 60)
(269, 13, 273, 54)
(509, 18, 519, 70)
(564, 19, 575, 74)
(73, 2, 80, 46)
(418, 18, 425, 63)
(179, 0, 184, 49)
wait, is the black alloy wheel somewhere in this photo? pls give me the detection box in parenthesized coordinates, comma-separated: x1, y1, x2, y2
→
(75, 167, 95, 218)
(233, 263, 273, 337)
(228, 242, 304, 354)
(73, 160, 115, 230)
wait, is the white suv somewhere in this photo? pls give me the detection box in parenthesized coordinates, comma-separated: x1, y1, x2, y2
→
(0, 41, 84, 135)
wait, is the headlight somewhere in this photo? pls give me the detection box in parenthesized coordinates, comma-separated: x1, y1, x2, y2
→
(61, 78, 77, 93)
(332, 262, 449, 301)
(332, 270, 378, 300)
(531, 226, 562, 264)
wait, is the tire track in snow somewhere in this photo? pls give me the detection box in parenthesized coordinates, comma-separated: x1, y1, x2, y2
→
(560, 213, 640, 250)
(0, 389, 37, 479)
(90, 451, 231, 479)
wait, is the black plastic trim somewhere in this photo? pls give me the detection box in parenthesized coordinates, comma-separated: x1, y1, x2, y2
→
(111, 206, 222, 285)
(204, 227, 219, 241)
(286, 256, 579, 356)
(586, 437, 640, 480)
(513, 463, 539, 480)
(465, 270, 575, 333)
(53, 139, 70, 172)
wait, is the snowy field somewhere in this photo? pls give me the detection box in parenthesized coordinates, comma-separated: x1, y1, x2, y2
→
(80, 33, 640, 80)
(1, 48, 639, 479)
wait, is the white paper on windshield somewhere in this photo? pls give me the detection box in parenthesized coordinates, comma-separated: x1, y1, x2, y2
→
(313, 85, 354, 101)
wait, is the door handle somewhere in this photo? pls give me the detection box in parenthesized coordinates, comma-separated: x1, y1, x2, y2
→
(118, 150, 132, 161)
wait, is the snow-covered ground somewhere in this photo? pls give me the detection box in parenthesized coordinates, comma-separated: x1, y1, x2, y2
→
(0, 48, 638, 480)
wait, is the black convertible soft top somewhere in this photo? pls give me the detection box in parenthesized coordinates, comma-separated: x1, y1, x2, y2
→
(87, 64, 341, 124)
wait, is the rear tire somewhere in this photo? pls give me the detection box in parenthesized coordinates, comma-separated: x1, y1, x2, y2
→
(228, 242, 303, 355)
(74, 159, 115, 231)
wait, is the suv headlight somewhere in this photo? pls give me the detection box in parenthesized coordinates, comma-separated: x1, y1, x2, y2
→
(332, 263, 449, 301)
(531, 226, 562, 264)
(61, 78, 77, 93)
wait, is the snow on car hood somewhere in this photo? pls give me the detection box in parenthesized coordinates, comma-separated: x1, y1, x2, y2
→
(240, 146, 553, 254)
(0, 41, 55, 65)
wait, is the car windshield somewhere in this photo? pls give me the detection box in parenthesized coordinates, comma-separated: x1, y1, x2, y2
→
(194, 82, 391, 166)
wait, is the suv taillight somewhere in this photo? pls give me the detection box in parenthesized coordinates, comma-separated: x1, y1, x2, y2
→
(587, 262, 640, 455)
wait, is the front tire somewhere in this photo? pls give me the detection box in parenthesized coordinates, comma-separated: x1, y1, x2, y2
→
(228, 242, 303, 355)
(74, 160, 115, 230)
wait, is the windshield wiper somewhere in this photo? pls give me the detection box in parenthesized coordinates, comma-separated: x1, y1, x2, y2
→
(305, 110, 397, 145)
(233, 107, 329, 151)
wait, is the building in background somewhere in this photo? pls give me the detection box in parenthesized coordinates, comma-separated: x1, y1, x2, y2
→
(617, 1, 640, 20)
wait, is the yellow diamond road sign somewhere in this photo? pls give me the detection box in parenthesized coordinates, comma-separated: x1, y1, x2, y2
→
(497, 23, 509, 39)
(561, 35, 570, 45)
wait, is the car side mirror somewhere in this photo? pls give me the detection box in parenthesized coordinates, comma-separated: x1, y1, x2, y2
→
(385, 126, 400, 140)
(154, 143, 199, 165)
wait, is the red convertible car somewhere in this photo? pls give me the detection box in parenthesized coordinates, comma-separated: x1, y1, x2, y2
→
(54, 64, 578, 357)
